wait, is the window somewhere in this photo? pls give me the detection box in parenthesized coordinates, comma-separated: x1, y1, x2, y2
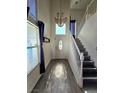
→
(28, 0, 37, 20)
(59, 40, 63, 50)
(56, 24, 66, 35)
(70, 20, 76, 37)
(27, 47, 38, 74)
(27, 21, 39, 74)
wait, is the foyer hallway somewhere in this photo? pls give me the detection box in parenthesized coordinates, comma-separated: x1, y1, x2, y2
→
(31, 59, 83, 93)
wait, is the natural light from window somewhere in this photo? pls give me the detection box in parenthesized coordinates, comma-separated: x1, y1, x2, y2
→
(56, 24, 66, 35)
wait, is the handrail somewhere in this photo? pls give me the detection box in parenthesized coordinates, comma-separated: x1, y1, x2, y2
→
(71, 35, 84, 61)
(69, 32, 83, 87)
(71, 36, 81, 56)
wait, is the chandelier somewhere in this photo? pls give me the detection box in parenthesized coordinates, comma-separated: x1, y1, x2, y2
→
(55, 0, 67, 27)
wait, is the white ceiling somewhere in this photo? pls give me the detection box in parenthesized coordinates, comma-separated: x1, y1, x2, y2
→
(70, 0, 91, 10)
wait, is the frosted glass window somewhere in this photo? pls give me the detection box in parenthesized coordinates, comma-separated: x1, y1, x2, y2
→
(56, 24, 66, 35)
(59, 40, 63, 50)
(27, 22, 37, 46)
(27, 48, 38, 74)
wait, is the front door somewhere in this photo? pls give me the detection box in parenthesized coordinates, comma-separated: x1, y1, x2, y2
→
(51, 0, 70, 59)
(52, 24, 69, 59)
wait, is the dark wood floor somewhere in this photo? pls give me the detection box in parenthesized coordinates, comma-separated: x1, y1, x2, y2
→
(31, 59, 84, 93)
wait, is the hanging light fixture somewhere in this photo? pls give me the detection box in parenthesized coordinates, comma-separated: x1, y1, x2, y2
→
(55, 0, 67, 27)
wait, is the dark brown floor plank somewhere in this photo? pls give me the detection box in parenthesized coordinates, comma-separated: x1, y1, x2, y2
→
(32, 59, 84, 93)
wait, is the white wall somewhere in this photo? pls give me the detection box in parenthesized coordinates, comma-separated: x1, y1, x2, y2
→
(37, 0, 52, 68)
(27, 65, 41, 93)
(50, 0, 70, 59)
(78, 13, 97, 66)
(27, 0, 52, 92)
(70, 9, 84, 32)
(27, 21, 41, 93)
(77, 0, 97, 36)
(68, 33, 83, 88)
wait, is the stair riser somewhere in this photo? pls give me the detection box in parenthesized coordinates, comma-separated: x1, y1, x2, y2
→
(84, 56, 90, 60)
(83, 79, 97, 87)
(83, 53, 88, 56)
(83, 62, 95, 68)
(83, 69, 97, 77)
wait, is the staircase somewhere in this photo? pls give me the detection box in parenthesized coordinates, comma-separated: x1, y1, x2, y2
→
(75, 38, 97, 88)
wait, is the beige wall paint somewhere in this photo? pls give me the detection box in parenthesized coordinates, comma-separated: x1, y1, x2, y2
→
(37, 0, 51, 68)
(50, 0, 70, 59)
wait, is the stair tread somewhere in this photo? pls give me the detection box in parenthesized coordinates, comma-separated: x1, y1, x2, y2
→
(75, 38, 85, 52)
(83, 67, 97, 77)
(83, 60, 94, 62)
(83, 77, 97, 79)
(83, 68, 96, 69)
(83, 62, 95, 67)
(83, 65, 95, 68)
(83, 68, 97, 70)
